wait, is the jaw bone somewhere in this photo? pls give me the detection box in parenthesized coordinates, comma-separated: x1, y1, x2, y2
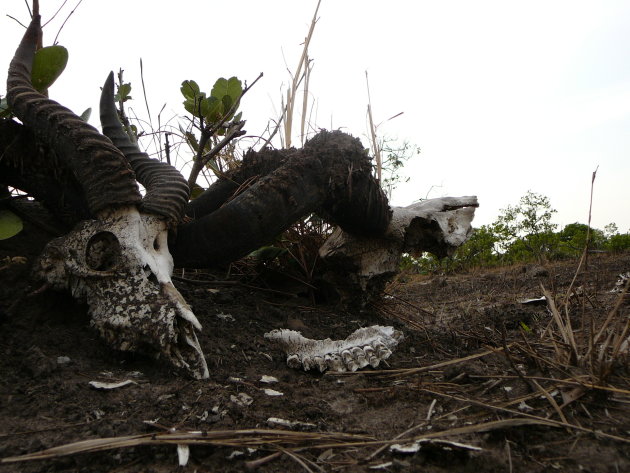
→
(265, 325, 403, 372)
(33, 206, 209, 379)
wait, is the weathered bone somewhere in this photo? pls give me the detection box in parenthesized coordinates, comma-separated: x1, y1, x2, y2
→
(264, 325, 403, 372)
(32, 206, 209, 379)
(6, 16, 209, 378)
(319, 196, 478, 305)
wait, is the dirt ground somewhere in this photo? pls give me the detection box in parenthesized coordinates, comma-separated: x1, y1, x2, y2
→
(1, 223, 629, 472)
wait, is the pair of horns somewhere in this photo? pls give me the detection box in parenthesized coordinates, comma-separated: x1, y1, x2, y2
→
(6, 15, 188, 225)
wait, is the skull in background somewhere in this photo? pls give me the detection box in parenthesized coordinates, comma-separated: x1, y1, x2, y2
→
(33, 206, 209, 379)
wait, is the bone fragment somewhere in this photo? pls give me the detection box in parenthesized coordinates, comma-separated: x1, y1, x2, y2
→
(88, 380, 137, 390)
(264, 325, 403, 372)
(267, 417, 317, 430)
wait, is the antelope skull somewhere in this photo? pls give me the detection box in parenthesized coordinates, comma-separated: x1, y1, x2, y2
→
(33, 208, 208, 378)
(8, 17, 208, 378)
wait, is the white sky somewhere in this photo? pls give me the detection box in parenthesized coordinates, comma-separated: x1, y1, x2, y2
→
(1, 0, 629, 232)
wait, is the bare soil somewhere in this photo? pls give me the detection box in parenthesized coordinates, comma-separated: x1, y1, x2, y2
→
(1, 223, 629, 472)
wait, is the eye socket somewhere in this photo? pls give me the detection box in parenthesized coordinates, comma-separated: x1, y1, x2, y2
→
(153, 238, 160, 251)
(86, 231, 121, 271)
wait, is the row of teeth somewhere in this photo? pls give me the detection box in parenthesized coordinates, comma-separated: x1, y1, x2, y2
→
(287, 342, 393, 372)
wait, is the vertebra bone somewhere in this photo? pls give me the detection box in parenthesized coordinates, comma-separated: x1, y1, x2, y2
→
(264, 325, 403, 372)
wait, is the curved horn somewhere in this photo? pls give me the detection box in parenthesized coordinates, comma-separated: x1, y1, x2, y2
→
(100, 72, 189, 225)
(6, 16, 141, 216)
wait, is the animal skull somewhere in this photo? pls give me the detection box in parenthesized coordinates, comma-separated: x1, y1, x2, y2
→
(33, 206, 209, 379)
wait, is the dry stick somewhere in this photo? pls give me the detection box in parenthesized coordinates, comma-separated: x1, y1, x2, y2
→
(52, 0, 84, 45)
(530, 378, 570, 426)
(419, 388, 630, 444)
(588, 278, 630, 357)
(284, 0, 320, 148)
(542, 285, 578, 362)
(43, 0, 69, 27)
(300, 55, 313, 147)
(139, 58, 152, 131)
(382, 291, 435, 316)
(281, 447, 321, 473)
(583, 166, 598, 270)
(245, 451, 282, 470)
(501, 334, 569, 424)
(365, 71, 382, 182)
(558, 167, 598, 357)
(365, 419, 430, 461)
(468, 374, 630, 396)
(315, 418, 560, 454)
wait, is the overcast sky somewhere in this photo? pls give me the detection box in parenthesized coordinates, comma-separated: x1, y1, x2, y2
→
(2, 0, 629, 232)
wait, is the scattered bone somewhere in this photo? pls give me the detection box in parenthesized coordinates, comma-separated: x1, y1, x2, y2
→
(370, 462, 394, 470)
(88, 379, 137, 390)
(230, 393, 253, 407)
(263, 388, 283, 396)
(264, 325, 403, 372)
(216, 312, 235, 322)
(390, 438, 482, 454)
(610, 272, 630, 292)
(267, 417, 317, 430)
(177, 444, 190, 466)
(56, 356, 71, 365)
(260, 375, 278, 384)
(519, 296, 547, 305)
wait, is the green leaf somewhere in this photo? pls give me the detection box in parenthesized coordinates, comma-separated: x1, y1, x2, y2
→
(222, 95, 234, 116)
(31, 45, 68, 93)
(183, 92, 207, 117)
(211, 76, 242, 102)
(181, 80, 201, 99)
(79, 107, 92, 122)
(519, 321, 532, 333)
(203, 96, 222, 123)
(115, 83, 132, 103)
(0, 210, 23, 240)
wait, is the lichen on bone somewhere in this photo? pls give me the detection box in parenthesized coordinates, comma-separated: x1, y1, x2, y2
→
(264, 325, 403, 372)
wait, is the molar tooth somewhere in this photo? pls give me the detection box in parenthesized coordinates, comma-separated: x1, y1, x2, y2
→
(313, 356, 326, 372)
(341, 349, 359, 371)
(363, 345, 380, 367)
(325, 353, 345, 372)
(302, 356, 314, 371)
(373, 341, 391, 359)
(287, 354, 302, 369)
(351, 346, 369, 368)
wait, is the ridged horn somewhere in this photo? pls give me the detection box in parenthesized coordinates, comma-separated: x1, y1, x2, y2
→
(100, 72, 189, 225)
(6, 16, 142, 216)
